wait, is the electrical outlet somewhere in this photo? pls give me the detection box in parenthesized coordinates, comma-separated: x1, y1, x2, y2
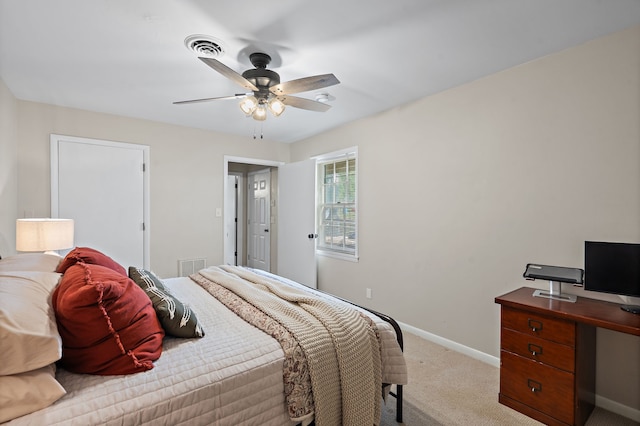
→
(366, 288, 372, 299)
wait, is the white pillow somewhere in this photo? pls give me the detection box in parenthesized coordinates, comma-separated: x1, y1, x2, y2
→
(0, 364, 66, 423)
(0, 271, 62, 375)
(0, 253, 61, 273)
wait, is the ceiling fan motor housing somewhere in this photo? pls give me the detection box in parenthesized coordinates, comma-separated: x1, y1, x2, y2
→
(242, 62, 280, 103)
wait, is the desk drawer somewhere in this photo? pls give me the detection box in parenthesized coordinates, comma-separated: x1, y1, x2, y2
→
(502, 306, 575, 346)
(500, 350, 574, 425)
(501, 327, 575, 372)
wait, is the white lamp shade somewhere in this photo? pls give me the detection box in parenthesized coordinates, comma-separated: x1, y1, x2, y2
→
(16, 218, 74, 252)
(268, 98, 285, 117)
(239, 96, 258, 115)
(252, 105, 267, 121)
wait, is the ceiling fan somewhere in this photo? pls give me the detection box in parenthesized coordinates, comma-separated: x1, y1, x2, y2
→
(174, 52, 340, 121)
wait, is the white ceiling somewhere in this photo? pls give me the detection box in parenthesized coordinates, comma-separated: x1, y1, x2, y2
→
(1, 0, 640, 143)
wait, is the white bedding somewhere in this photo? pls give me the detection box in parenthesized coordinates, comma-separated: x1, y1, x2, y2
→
(5, 270, 406, 425)
(7, 276, 293, 426)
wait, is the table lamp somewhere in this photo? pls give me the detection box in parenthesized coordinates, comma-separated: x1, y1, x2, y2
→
(16, 218, 74, 254)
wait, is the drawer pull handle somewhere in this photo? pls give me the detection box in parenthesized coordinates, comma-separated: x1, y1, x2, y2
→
(528, 379, 542, 393)
(527, 318, 543, 332)
(528, 343, 543, 356)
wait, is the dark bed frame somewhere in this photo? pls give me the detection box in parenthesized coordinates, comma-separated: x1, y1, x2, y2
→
(315, 291, 405, 424)
(254, 272, 405, 424)
(367, 306, 404, 423)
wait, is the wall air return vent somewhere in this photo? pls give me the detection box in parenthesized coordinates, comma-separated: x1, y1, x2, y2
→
(178, 258, 207, 277)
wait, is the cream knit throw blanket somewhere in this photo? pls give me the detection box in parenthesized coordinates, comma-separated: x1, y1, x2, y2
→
(199, 266, 382, 426)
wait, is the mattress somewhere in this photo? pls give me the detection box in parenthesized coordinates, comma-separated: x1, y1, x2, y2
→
(6, 269, 406, 425)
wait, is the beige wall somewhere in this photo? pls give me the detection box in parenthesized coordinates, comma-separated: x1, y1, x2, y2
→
(1, 24, 638, 417)
(0, 78, 18, 256)
(13, 101, 289, 277)
(291, 25, 640, 412)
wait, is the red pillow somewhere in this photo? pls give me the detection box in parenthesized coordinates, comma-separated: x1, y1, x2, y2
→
(52, 263, 164, 375)
(56, 247, 126, 276)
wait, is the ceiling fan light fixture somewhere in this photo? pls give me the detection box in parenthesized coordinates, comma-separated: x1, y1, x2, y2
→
(252, 105, 267, 121)
(175, 51, 340, 125)
(239, 96, 258, 115)
(268, 97, 286, 117)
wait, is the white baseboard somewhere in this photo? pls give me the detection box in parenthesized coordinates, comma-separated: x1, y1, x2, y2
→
(596, 395, 640, 422)
(397, 321, 500, 367)
(398, 322, 640, 422)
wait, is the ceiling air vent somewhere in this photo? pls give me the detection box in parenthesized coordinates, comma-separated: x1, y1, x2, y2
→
(184, 34, 225, 58)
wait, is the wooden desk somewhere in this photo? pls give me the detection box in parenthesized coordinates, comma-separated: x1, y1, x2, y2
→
(495, 287, 640, 426)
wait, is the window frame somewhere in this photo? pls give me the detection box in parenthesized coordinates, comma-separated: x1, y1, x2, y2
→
(314, 147, 359, 262)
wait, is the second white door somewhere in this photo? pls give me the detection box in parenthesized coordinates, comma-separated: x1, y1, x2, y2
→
(247, 169, 270, 271)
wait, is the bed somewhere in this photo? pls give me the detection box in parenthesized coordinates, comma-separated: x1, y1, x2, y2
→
(0, 249, 407, 425)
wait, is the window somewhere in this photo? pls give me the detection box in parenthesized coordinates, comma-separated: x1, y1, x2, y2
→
(316, 148, 358, 260)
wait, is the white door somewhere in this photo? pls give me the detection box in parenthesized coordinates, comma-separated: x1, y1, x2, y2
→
(278, 159, 317, 288)
(51, 135, 149, 269)
(247, 169, 270, 271)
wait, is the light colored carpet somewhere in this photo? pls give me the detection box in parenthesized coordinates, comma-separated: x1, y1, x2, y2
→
(380, 332, 639, 425)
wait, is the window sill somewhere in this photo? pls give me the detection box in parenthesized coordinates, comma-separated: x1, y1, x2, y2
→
(316, 250, 359, 262)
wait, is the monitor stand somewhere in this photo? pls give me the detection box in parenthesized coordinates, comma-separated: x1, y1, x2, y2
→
(621, 305, 640, 314)
(533, 280, 577, 303)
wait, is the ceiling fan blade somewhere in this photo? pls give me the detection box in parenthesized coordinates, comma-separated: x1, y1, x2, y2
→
(279, 95, 332, 112)
(270, 74, 339, 95)
(173, 94, 247, 105)
(199, 57, 259, 92)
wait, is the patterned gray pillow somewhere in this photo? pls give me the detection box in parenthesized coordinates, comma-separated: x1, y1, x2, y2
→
(128, 267, 204, 338)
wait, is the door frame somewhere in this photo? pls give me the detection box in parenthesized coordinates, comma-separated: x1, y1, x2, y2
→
(225, 173, 244, 265)
(223, 156, 283, 268)
(51, 134, 151, 268)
